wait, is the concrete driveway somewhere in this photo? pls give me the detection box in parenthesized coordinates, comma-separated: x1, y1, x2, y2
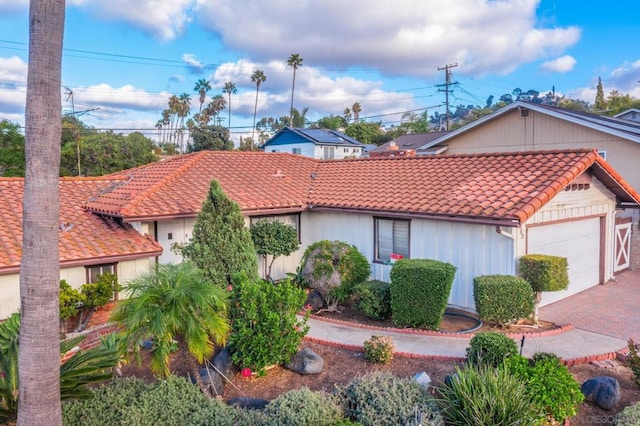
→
(539, 269, 640, 343)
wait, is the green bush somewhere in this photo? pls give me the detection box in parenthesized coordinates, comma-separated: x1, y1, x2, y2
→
(363, 335, 394, 364)
(60, 280, 84, 321)
(519, 254, 569, 292)
(263, 387, 344, 425)
(627, 339, 640, 387)
(389, 259, 456, 330)
(505, 353, 584, 423)
(299, 240, 371, 309)
(335, 371, 443, 426)
(63, 376, 262, 425)
(465, 331, 518, 368)
(615, 402, 640, 425)
(352, 280, 391, 320)
(229, 275, 309, 373)
(473, 275, 534, 326)
(437, 364, 543, 426)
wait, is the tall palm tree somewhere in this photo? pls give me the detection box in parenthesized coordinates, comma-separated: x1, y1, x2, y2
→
(352, 102, 362, 123)
(20, 0, 65, 423)
(250, 69, 266, 149)
(110, 262, 229, 391)
(222, 81, 237, 130)
(193, 78, 211, 113)
(290, 106, 309, 128)
(177, 93, 191, 153)
(207, 94, 226, 126)
(287, 53, 303, 127)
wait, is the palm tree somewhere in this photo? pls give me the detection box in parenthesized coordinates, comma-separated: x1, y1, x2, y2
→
(110, 263, 229, 390)
(287, 53, 303, 127)
(222, 81, 237, 130)
(207, 94, 226, 126)
(343, 107, 352, 123)
(20, 0, 65, 423)
(177, 93, 191, 153)
(290, 107, 309, 128)
(352, 102, 362, 123)
(193, 78, 211, 114)
(250, 69, 267, 149)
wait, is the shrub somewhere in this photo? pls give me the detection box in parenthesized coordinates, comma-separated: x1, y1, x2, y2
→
(63, 376, 260, 426)
(299, 240, 371, 310)
(437, 364, 543, 426)
(389, 259, 456, 330)
(465, 331, 518, 368)
(363, 335, 394, 364)
(473, 275, 534, 326)
(615, 402, 640, 425)
(519, 254, 569, 324)
(60, 279, 84, 321)
(263, 387, 344, 425)
(627, 339, 640, 387)
(335, 371, 443, 426)
(250, 219, 300, 281)
(229, 275, 309, 373)
(352, 280, 391, 320)
(505, 353, 584, 423)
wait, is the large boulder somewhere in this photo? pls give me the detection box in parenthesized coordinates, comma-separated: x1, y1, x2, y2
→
(227, 396, 269, 410)
(581, 376, 620, 410)
(286, 347, 324, 375)
(412, 371, 432, 390)
(199, 347, 235, 397)
(305, 290, 325, 310)
(213, 347, 235, 379)
(199, 366, 224, 397)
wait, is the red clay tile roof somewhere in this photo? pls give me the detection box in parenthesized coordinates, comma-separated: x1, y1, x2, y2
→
(308, 149, 640, 225)
(84, 149, 640, 227)
(85, 151, 319, 220)
(0, 178, 162, 274)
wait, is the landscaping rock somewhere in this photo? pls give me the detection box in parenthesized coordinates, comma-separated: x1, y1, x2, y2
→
(444, 373, 457, 387)
(305, 290, 325, 310)
(581, 376, 620, 410)
(227, 396, 269, 410)
(213, 347, 235, 379)
(412, 371, 431, 390)
(199, 366, 224, 397)
(286, 347, 324, 375)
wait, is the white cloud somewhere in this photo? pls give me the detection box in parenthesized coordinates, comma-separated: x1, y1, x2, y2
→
(195, 0, 581, 78)
(0, 0, 27, 14)
(72, 0, 196, 41)
(182, 54, 204, 73)
(568, 59, 640, 102)
(71, 84, 170, 111)
(0, 56, 28, 83)
(540, 55, 576, 73)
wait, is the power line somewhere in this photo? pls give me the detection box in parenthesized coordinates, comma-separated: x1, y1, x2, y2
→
(437, 63, 458, 131)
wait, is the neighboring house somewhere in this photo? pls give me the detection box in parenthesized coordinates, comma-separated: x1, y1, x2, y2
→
(0, 178, 162, 318)
(370, 131, 449, 157)
(261, 126, 365, 159)
(615, 108, 640, 123)
(81, 150, 639, 311)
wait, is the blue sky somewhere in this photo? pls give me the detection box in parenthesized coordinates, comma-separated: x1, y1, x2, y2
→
(0, 0, 639, 143)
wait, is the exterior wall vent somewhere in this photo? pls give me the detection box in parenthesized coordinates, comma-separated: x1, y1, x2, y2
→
(520, 108, 530, 118)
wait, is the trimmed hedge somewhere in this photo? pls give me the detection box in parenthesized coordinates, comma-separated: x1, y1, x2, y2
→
(352, 280, 391, 320)
(519, 254, 569, 292)
(465, 331, 518, 368)
(389, 259, 456, 330)
(473, 275, 534, 326)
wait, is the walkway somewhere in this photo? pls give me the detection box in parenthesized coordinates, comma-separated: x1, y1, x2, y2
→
(305, 270, 640, 363)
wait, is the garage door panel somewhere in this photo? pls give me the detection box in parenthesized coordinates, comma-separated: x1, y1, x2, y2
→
(528, 218, 601, 306)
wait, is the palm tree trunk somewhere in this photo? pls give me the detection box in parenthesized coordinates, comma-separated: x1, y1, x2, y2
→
(289, 69, 296, 127)
(252, 88, 259, 150)
(179, 339, 210, 397)
(19, 0, 65, 424)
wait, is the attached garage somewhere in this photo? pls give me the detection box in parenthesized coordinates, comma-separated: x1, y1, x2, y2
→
(527, 216, 604, 306)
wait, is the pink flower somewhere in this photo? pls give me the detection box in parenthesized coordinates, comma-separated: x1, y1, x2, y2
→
(241, 367, 252, 378)
(227, 285, 233, 292)
(304, 304, 312, 311)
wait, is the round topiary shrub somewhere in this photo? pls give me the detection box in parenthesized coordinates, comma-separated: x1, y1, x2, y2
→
(335, 371, 443, 426)
(263, 387, 344, 425)
(363, 335, 394, 364)
(465, 331, 518, 368)
(352, 280, 391, 320)
(298, 240, 371, 310)
(473, 275, 534, 326)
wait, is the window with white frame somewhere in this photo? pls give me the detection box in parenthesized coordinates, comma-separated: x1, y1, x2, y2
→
(323, 146, 335, 160)
(250, 213, 301, 242)
(598, 150, 606, 160)
(86, 263, 116, 284)
(374, 218, 409, 262)
(292, 147, 302, 155)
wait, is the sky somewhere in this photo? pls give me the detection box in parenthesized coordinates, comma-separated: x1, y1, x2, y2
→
(0, 0, 639, 143)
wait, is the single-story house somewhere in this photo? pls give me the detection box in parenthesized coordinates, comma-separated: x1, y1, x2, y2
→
(261, 126, 365, 159)
(0, 178, 162, 318)
(615, 108, 640, 123)
(82, 149, 639, 311)
(370, 131, 449, 157)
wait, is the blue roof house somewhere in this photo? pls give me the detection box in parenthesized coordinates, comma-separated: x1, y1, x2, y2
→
(261, 126, 365, 159)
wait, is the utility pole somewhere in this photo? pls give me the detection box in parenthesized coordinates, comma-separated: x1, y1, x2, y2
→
(437, 63, 458, 131)
(64, 87, 81, 176)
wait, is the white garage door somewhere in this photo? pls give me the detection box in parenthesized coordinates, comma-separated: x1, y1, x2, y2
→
(527, 217, 601, 306)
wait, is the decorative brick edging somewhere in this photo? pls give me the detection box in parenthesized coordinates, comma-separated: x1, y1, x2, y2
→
(562, 349, 625, 367)
(61, 323, 119, 363)
(303, 336, 466, 362)
(308, 313, 574, 338)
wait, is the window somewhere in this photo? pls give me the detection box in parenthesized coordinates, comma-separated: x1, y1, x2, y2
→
(323, 146, 335, 160)
(292, 148, 301, 155)
(344, 148, 349, 153)
(250, 213, 301, 242)
(598, 150, 606, 160)
(374, 218, 409, 263)
(86, 263, 116, 284)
